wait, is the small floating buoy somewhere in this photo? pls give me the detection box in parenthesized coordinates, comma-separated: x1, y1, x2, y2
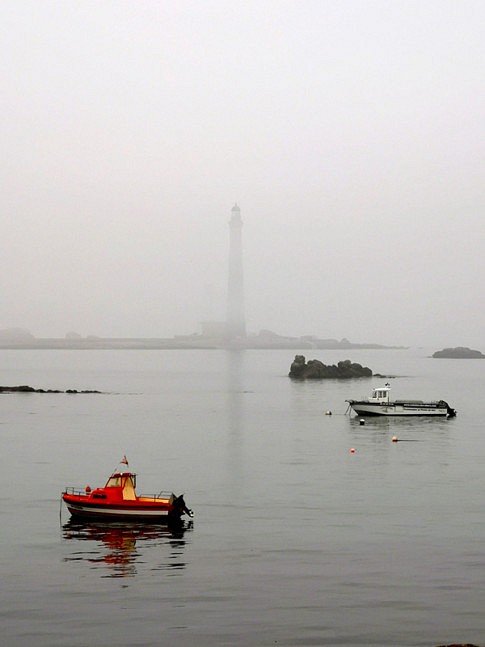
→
(325, 410, 332, 415)
(392, 436, 398, 443)
(350, 448, 355, 453)
(359, 418, 365, 425)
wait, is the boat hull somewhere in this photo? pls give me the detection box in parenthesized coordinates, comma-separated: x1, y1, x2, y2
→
(63, 495, 178, 522)
(348, 402, 451, 417)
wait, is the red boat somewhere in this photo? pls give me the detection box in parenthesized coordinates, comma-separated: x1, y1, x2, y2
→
(62, 458, 192, 522)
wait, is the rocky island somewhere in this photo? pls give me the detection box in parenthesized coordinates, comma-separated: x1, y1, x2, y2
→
(432, 347, 485, 359)
(289, 356, 373, 379)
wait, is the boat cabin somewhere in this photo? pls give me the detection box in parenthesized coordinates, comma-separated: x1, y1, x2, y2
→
(368, 386, 391, 403)
(91, 472, 137, 502)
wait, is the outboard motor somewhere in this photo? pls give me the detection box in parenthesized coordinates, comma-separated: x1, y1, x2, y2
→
(171, 494, 193, 518)
(446, 403, 457, 418)
(438, 400, 456, 418)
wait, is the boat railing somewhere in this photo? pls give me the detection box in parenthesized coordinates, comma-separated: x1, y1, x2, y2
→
(64, 486, 88, 496)
(64, 486, 176, 500)
(139, 490, 174, 501)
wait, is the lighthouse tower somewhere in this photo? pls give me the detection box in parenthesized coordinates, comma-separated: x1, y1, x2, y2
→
(226, 203, 246, 339)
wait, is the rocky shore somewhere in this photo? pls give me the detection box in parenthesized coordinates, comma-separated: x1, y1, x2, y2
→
(0, 385, 101, 394)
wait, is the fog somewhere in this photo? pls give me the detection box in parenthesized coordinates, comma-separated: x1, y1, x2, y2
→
(1, 1, 483, 348)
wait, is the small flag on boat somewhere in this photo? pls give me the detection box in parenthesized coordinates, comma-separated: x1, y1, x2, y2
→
(121, 455, 129, 466)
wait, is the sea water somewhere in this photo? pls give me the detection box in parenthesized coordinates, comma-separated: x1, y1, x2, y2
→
(0, 347, 484, 646)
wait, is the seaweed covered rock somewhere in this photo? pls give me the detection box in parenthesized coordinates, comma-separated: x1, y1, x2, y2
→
(289, 356, 372, 379)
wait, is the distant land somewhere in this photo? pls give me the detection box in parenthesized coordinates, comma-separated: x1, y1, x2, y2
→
(432, 346, 485, 359)
(0, 328, 405, 350)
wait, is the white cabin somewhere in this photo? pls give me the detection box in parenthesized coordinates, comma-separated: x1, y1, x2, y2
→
(368, 386, 391, 403)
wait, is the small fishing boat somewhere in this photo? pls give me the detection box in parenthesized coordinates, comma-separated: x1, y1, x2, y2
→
(346, 384, 456, 418)
(62, 457, 192, 522)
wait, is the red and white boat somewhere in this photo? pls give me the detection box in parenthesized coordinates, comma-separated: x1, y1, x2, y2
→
(62, 458, 192, 522)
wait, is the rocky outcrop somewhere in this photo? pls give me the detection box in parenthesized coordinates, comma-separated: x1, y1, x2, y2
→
(432, 346, 485, 359)
(289, 356, 372, 379)
(0, 385, 101, 393)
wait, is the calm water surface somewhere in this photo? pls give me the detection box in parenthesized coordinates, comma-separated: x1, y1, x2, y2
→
(0, 348, 484, 646)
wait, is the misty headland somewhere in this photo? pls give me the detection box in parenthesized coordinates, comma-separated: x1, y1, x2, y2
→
(0, 326, 404, 351)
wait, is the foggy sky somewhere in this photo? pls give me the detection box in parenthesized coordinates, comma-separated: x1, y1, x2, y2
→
(1, 0, 484, 347)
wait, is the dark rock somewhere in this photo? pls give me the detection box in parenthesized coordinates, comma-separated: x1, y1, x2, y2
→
(289, 356, 372, 379)
(289, 355, 307, 377)
(0, 385, 101, 394)
(0, 385, 35, 392)
(432, 346, 484, 359)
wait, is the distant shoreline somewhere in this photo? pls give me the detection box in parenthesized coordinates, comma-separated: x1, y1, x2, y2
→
(0, 337, 406, 351)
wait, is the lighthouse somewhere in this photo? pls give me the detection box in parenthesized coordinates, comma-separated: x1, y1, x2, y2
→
(226, 203, 246, 339)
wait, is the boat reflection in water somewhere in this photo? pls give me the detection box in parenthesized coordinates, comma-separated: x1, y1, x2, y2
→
(349, 412, 453, 433)
(62, 519, 192, 578)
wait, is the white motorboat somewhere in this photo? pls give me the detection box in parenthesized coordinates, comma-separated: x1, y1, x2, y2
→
(346, 384, 456, 417)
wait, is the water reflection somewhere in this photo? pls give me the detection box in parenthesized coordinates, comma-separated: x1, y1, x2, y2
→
(62, 519, 192, 578)
(225, 350, 245, 501)
(349, 414, 453, 434)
